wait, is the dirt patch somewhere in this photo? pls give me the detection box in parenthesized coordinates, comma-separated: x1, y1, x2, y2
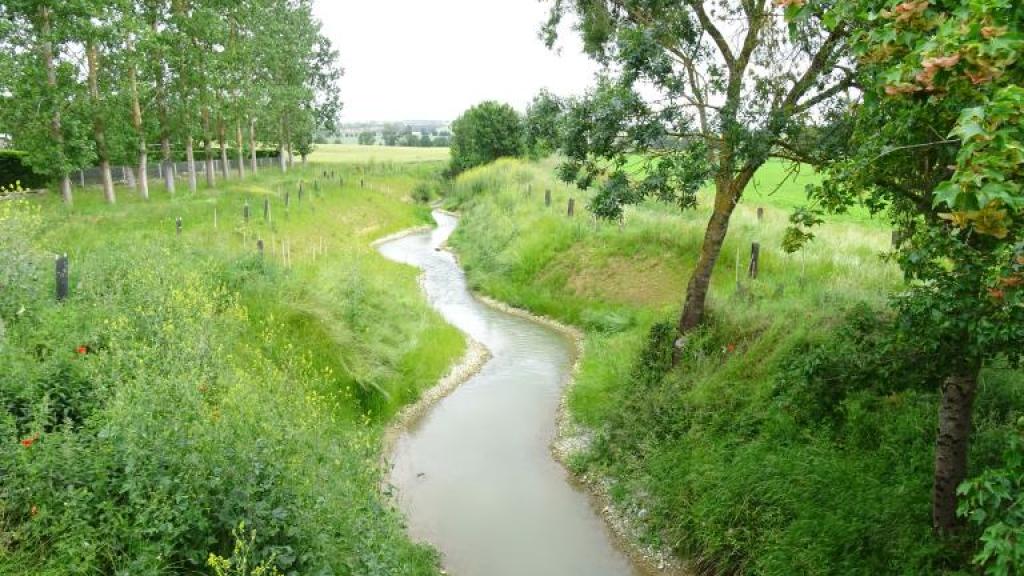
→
(549, 251, 686, 308)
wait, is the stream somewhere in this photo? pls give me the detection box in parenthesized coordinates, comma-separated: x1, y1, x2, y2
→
(377, 210, 640, 576)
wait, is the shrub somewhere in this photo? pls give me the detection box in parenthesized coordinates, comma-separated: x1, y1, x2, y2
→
(447, 101, 524, 177)
(0, 151, 49, 189)
(959, 418, 1024, 576)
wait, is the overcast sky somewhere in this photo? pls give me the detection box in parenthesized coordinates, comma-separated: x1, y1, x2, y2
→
(312, 0, 599, 124)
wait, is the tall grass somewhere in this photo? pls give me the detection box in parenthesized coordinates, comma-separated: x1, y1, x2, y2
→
(445, 158, 1024, 574)
(1, 163, 461, 574)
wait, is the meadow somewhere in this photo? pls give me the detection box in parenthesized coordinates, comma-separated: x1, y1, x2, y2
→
(309, 145, 450, 165)
(444, 158, 1024, 575)
(0, 158, 460, 574)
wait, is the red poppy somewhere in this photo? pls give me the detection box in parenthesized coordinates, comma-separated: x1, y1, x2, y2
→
(726, 343, 737, 353)
(76, 345, 88, 355)
(20, 437, 35, 448)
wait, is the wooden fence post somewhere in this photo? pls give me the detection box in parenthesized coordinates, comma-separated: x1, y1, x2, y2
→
(55, 254, 68, 301)
(298, 181, 304, 203)
(567, 198, 575, 217)
(360, 178, 364, 189)
(748, 242, 760, 279)
(176, 217, 182, 235)
(264, 197, 270, 222)
(257, 239, 264, 258)
(757, 207, 764, 222)
(243, 201, 250, 223)
(545, 189, 552, 207)
(284, 191, 290, 210)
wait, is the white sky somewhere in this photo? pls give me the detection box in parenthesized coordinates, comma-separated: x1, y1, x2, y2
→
(312, 0, 599, 123)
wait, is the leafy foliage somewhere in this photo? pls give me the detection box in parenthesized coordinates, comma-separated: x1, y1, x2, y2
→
(782, 0, 1024, 544)
(0, 150, 49, 189)
(447, 101, 524, 176)
(959, 418, 1024, 575)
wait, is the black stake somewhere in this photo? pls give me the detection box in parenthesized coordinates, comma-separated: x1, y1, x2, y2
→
(55, 253, 69, 301)
(748, 242, 761, 279)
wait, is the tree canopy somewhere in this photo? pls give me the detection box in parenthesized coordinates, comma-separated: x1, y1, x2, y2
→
(783, 0, 1023, 541)
(545, 0, 855, 346)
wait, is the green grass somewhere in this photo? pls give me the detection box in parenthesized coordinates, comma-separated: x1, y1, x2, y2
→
(309, 144, 450, 165)
(444, 158, 1024, 575)
(0, 163, 461, 574)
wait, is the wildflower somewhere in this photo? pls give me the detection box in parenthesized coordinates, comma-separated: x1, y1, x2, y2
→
(726, 343, 737, 353)
(30, 505, 38, 517)
(20, 436, 35, 448)
(76, 345, 88, 355)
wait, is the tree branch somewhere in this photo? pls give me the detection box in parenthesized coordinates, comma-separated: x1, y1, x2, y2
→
(793, 74, 857, 114)
(782, 24, 848, 111)
(690, 1, 735, 71)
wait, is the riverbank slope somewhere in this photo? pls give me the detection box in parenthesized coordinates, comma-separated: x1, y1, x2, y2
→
(0, 162, 461, 574)
(444, 158, 1024, 575)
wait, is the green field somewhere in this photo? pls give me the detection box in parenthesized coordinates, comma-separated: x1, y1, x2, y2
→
(309, 144, 450, 164)
(1, 162, 459, 575)
(445, 158, 1024, 575)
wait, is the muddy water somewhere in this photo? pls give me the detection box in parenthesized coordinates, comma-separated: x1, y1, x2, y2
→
(378, 211, 638, 576)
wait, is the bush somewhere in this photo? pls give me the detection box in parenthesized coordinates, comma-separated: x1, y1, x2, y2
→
(959, 418, 1024, 576)
(0, 199, 444, 575)
(447, 101, 524, 177)
(0, 151, 49, 189)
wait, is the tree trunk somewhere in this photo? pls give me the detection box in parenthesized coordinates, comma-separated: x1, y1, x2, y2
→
(39, 7, 72, 204)
(161, 136, 175, 194)
(675, 166, 759, 352)
(284, 116, 294, 169)
(235, 120, 245, 179)
(279, 119, 287, 172)
(249, 117, 258, 174)
(202, 108, 215, 188)
(125, 166, 136, 188)
(218, 118, 229, 179)
(86, 42, 115, 204)
(932, 365, 981, 532)
(128, 63, 149, 200)
(185, 135, 197, 193)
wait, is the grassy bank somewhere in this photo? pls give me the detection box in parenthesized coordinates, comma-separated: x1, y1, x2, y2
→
(0, 161, 461, 574)
(445, 158, 1024, 574)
